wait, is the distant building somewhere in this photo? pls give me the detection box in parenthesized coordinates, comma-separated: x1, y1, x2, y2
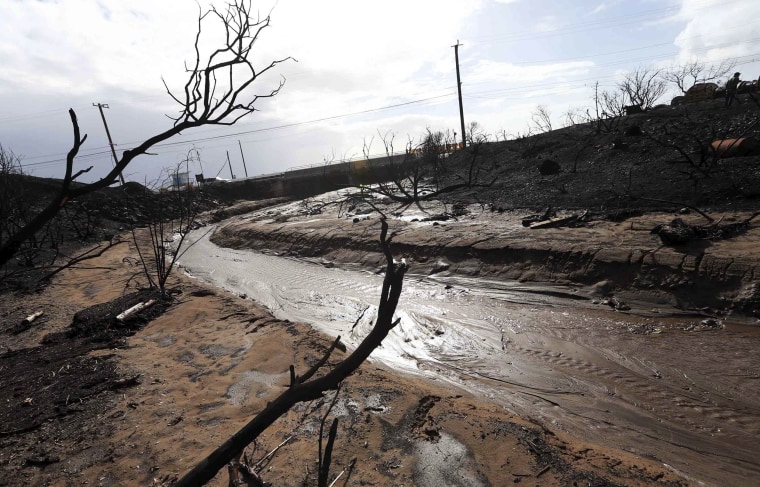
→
(170, 171, 190, 189)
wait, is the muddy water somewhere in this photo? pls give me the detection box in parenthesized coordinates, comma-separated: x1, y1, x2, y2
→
(179, 228, 760, 486)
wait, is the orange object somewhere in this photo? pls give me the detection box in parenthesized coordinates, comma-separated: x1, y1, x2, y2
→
(710, 138, 758, 158)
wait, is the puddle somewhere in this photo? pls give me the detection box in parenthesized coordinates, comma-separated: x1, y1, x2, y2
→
(414, 433, 486, 487)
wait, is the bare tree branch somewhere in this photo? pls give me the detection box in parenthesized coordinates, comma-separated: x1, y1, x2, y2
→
(173, 220, 407, 487)
(530, 105, 553, 133)
(662, 59, 737, 94)
(618, 65, 667, 109)
(0, 110, 86, 266)
(0, 0, 293, 269)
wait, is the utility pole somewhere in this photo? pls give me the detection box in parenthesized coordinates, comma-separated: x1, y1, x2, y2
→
(226, 151, 235, 179)
(452, 41, 466, 148)
(194, 149, 204, 179)
(238, 140, 249, 178)
(93, 103, 126, 185)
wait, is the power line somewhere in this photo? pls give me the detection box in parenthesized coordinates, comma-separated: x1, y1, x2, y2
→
(19, 48, 760, 172)
(19, 93, 456, 169)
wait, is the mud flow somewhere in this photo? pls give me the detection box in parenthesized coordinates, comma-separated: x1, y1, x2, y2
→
(179, 228, 760, 486)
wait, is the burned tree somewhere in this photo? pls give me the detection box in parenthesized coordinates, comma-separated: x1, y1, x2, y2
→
(618, 66, 667, 110)
(0, 0, 292, 268)
(662, 59, 737, 95)
(359, 128, 495, 205)
(174, 220, 408, 486)
(530, 105, 553, 133)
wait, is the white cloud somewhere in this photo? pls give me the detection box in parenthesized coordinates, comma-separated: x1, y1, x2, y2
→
(467, 59, 594, 85)
(262, 0, 484, 121)
(0, 1, 199, 107)
(533, 15, 561, 33)
(589, 2, 617, 16)
(672, 0, 760, 64)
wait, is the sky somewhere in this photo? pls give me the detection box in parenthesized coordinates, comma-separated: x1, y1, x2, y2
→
(0, 0, 758, 186)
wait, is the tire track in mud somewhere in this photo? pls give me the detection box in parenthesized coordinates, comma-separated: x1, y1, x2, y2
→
(489, 336, 760, 471)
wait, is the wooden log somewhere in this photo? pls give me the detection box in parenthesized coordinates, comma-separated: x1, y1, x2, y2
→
(21, 311, 43, 325)
(529, 215, 577, 229)
(116, 299, 156, 322)
(11, 311, 44, 335)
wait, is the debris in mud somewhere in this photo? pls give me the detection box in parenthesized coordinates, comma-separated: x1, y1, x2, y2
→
(626, 323, 664, 335)
(522, 207, 555, 226)
(67, 289, 169, 340)
(410, 395, 440, 440)
(528, 213, 585, 229)
(8, 311, 45, 335)
(651, 212, 760, 246)
(600, 296, 631, 311)
(684, 318, 725, 332)
(522, 206, 590, 229)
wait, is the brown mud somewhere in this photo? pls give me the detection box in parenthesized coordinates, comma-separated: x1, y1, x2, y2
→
(201, 194, 760, 486)
(0, 234, 687, 486)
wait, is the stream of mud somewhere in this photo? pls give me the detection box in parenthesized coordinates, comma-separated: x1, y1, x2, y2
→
(179, 227, 760, 486)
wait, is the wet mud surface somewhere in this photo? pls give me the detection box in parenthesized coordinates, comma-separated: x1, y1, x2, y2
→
(0, 237, 684, 486)
(181, 219, 760, 486)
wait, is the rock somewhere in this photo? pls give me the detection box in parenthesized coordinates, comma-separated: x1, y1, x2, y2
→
(684, 319, 725, 331)
(600, 296, 630, 311)
(625, 125, 643, 136)
(538, 159, 561, 176)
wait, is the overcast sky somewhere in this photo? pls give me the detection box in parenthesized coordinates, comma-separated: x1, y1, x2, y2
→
(0, 0, 758, 185)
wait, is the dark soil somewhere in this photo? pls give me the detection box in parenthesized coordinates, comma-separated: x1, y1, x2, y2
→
(0, 288, 169, 485)
(440, 98, 760, 212)
(0, 178, 220, 290)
